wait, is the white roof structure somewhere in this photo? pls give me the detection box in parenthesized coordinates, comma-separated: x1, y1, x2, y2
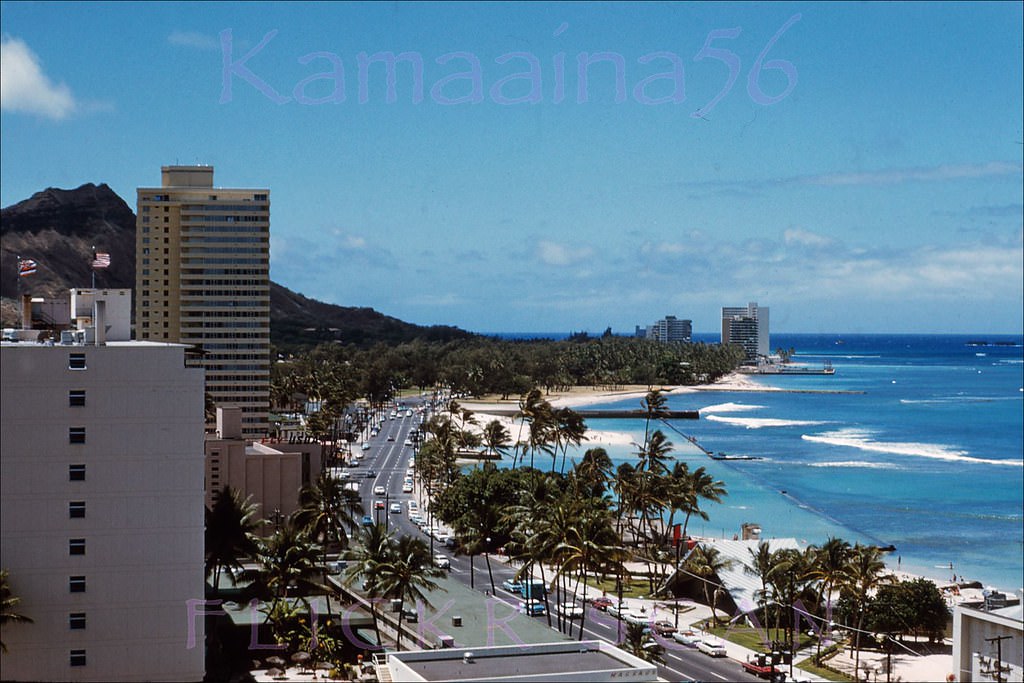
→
(695, 538, 802, 615)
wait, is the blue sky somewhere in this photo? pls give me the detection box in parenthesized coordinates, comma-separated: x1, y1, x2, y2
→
(2, 2, 1022, 334)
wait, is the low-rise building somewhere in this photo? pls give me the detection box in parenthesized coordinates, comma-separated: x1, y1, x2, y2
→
(952, 598, 1024, 682)
(380, 640, 658, 682)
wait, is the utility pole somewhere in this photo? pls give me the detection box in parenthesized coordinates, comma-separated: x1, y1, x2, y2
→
(983, 635, 1012, 683)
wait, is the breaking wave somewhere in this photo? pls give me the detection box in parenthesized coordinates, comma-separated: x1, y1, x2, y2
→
(706, 415, 828, 429)
(701, 402, 766, 413)
(801, 428, 1022, 467)
(807, 460, 901, 470)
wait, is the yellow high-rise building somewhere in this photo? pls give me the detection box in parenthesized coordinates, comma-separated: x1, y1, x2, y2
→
(136, 166, 270, 437)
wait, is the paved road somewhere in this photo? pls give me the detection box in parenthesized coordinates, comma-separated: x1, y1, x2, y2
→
(346, 396, 766, 683)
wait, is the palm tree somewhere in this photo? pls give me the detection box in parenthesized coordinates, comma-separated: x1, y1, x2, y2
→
(375, 535, 446, 650)
(678, 466, 727, 540)
(685, 544, 734, 627)
(482, 419, 511, 461)
(574, 447, 614, 497)
(552, 406, 587, 474)
(252, 519, 326, 649)
(621, 622, 666, 664)
(0, 569, 33, 653)
(343, 523, 395, 648)
(205, 485, 260, 597)
(807, 537, 852, 662)
(745, 541, 775, 643)
(841, 544, 890, 675)
(555, 501, 625, 640)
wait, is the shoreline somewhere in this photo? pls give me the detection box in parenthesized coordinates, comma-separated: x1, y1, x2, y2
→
(454, 376, 1018, 594)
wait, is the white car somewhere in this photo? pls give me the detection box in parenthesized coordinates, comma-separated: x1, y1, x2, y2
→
(389, 502, 402, 514)
(672, 630, 703, 647)
(623, 611, 650, 627)
(373, 485, 386, 496)
(408, 500, 419, 512)
(361, 442, 370, 451)
(556, 602, 584, 618)
(697, 637, 727, 657)
(402, 482, 414, 493)
(432, 554, 450, 569)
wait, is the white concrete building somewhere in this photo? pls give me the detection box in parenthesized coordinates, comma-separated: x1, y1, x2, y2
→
(721, 302, 770, 362)
(0, 297, 206, 681)
(953, 599, 1024, 682)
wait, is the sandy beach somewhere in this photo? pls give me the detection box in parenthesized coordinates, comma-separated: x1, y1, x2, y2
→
(456, 374, 769, 448)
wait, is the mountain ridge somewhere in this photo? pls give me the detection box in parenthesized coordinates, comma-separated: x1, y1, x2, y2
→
(0, 182, 474, 349)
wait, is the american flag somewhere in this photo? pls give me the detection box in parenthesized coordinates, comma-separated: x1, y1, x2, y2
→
(18, 258, 38, 276)
(91, 251, 111, 269)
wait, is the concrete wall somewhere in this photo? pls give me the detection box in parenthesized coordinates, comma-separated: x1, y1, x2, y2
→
(0, 342, 205, 682)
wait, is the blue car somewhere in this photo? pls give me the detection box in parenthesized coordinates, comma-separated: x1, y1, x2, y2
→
(501, 579, 523, 594)
(361, 515, 374, 527)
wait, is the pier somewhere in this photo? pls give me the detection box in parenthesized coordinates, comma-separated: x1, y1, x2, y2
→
(478, 408, 699, 419)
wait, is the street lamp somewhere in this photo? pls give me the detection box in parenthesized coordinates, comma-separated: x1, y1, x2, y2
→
(485, 536, 495, 595)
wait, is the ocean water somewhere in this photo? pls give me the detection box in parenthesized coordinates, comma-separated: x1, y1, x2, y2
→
(535, 333, 1023, 591)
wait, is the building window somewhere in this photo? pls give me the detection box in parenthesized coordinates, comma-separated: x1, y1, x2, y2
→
(69, 464, 86, 481)
(69, 390, 86, 407)
(70, 650, 87, 666)
(69, 501, 86, 518)
(69, 427, 86, 444)
(69, 576, 86, 593)
(69, 353, 87, 370)
(69, 612, 86, 630)
(69, 538, 86, 555)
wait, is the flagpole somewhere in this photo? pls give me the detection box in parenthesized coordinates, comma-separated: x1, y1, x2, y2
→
(91, 246, 96, 289)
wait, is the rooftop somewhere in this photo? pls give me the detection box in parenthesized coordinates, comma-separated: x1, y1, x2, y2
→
(385, 640, 657, 682)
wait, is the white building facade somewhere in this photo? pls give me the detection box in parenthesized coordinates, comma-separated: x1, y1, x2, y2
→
(0, 332, 206, 681)
(721, 302, 770, 362)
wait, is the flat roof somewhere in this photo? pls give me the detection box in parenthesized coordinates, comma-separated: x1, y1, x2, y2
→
(400, 647, 631, 681)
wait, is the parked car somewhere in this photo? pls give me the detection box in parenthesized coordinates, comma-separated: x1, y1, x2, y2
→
(402, 482, 414, 493)
(697, 637, 728, 657)
(408, 500, 419, 512)
(432, 554, 450, 569)
(373, 485, 386, 496)
(652, 620, 677, 636)
(556, 602, 584, 618)
(409, 514, 424, 526)
(519, 599, 546, 616)
(623, 611, 650, 627)
(590, 596, 614, 611)
(501, 579, 523, 594)
(673, 630, 703, 647)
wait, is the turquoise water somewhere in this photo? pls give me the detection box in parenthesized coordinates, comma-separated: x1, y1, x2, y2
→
(554, 334, 1023, 591)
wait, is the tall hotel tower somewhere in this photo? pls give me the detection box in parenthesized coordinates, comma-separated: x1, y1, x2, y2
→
(721, 302, 769, 363)
(136, 166, 270, 437)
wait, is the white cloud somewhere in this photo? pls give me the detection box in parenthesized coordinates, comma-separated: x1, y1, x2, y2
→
(783, 228, 832, 247)
(537, 239, 593, 266)
(0, 36, 76, 120)
(805, 162, 1023, 187)
(168, 31, 221, 51)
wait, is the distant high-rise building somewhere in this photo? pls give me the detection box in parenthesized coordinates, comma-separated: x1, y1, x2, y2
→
(640, 315, 692, 343)
(721, 302, 769, 362)
(0, 293, 205, 681)
(136, 166, 270, 437)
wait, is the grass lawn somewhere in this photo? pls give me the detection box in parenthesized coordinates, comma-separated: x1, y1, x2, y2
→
(796, 660, 856, 682)
(589, 576, 648, 599)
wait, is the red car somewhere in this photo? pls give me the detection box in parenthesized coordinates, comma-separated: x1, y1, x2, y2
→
(374, 500, 385, 510)
(590, 597, 614, 611)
